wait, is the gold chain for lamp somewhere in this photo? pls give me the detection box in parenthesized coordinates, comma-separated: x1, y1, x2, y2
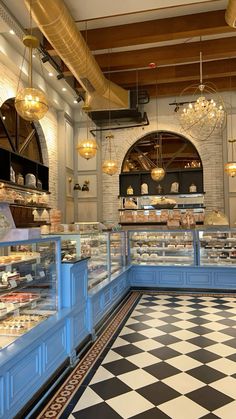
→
(14, 0, 48, 121)
(77, 21, 98, 160)
(224, 74, 236, 177)
(151, 69, 165, 182)
(102, 47, 118, 176)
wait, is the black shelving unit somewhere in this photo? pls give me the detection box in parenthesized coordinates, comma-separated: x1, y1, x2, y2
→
(119, 168, 203, 196)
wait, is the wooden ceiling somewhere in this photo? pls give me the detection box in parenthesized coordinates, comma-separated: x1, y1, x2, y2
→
(43, 8, 236, 98)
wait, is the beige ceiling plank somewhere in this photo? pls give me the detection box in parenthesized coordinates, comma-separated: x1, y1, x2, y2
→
(144, 77, 235, 97)
(95, 37, 236, 71)
(81, 10, 231, 50)
(109, 58, 236, 86)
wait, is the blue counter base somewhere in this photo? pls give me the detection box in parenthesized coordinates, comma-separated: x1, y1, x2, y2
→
(129, 265, 236, 290)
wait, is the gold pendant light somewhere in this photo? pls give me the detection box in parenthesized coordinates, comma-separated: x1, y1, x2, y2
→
(151, 70, 165, 182)
(225, 139, 236, 177)
(77, 22, 98, 160)
(102, 133, 118, 176)
(15, 2, 48, 121)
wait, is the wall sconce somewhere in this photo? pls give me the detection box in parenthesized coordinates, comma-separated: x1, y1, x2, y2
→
(73, 180, 90, 191)
(73, 183, 81, 191)
(82, 180, 90, 191)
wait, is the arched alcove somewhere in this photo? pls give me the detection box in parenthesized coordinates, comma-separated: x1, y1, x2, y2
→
(0, 97, 44, 162)
(119, 130, 203, 196)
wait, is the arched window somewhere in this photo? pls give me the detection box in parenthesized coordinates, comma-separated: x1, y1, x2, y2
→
(122, 131, 202, 172)
(0, 98, 43, 163)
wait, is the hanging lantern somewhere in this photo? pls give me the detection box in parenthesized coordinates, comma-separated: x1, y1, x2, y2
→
(102, 133, 118, 176)
(102, 159, 118, 176)
(224, 161, 236, 177)
(77, 138, 98, 160)
(15, 34, 48, 121)
(151, 167, 165, 181)
(151, 142, 166, 182)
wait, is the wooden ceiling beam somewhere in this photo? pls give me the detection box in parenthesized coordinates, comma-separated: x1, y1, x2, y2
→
(81, 10, 231, 50)
(108, 58, 236, 86)
(95, 37, 236, 71)
(143, 77, 236, 97)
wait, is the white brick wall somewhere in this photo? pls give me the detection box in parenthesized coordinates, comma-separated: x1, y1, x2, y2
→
(101, 109, 224, 223)
(0, 61, 58, 209)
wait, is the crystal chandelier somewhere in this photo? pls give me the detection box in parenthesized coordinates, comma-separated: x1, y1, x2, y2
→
(179, 52, 226, 140)
(102, 133, 118, 176)
(15, 2, 48, 121)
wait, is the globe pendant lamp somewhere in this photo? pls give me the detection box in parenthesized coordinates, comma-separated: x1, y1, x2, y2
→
(151, 144, 165, 181)
(179, 52, 225, 141)
(77, 108, 98, 160)
(15, 7, 48, 123)
(102, 133, 118, 176)
(225, 139, 236, 177)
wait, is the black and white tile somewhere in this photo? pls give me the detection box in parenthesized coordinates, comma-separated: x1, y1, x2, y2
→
(70, 294, 236, 419)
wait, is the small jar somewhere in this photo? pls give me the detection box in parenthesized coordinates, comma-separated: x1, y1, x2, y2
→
(37, 179, 42, 190)
(189, 183, 197, 193)
(16, 173, 24, 186)
(25, 173, 36, 188)
(127, 185, 133, 195)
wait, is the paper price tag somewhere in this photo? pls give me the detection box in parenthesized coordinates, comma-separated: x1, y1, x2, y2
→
(25, 274, 33, 282)
(31, 301, 37, 309)
(9, 279, 17, 288)
(13, 309, 20, 316)
(39, 271, 45, 278)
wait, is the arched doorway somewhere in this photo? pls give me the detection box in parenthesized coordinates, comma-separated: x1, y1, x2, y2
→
(0, 97, 43, 162)
(120, 131, 203, 196)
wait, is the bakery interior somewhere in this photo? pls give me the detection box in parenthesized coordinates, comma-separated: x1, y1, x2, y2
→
(1, 0, 236, 418)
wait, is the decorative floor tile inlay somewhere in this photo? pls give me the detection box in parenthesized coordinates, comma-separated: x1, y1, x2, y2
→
(36, 292, 236, 418)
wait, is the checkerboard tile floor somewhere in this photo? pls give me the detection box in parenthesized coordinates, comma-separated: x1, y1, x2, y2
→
(69, 294, 236, 418)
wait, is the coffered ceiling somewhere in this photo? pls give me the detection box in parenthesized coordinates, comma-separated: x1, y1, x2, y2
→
(2, 0, 236, 99)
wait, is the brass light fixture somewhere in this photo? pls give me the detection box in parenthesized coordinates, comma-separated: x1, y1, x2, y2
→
(15, 1, 48, 121)
(225, 139, 236, 177)
(151, 70, 165, 182)
(76, 22, 98, 160)
(102, 133, 118, 176)
(151, 144, 165, 181)
(179, 52, 225, 140)
(224, 75, 236, 177)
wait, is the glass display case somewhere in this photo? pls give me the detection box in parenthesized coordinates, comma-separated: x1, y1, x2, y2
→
(47, 232, 126, 290)
(119, 194, 205, 226)
(197, 229, 236, 266)
(0, 237, 60, 350)
(128, 230, 195, 266)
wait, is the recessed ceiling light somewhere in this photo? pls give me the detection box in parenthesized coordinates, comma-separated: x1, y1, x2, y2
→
(73, 99, 77, 104)
(9, 29, 15, 35)
(62, 87, 67, 91)
(2, 116, 6, 120)
(32, 54, 36, 58)
(48, 72, 53, 77)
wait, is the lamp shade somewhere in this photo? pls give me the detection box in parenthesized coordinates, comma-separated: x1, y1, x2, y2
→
(151, 167, 165, 181)
(77, 138, 98, 159)
(224, 161, 236, 177)
(15, 87, 48, 121)
(102, 159, 118, 176)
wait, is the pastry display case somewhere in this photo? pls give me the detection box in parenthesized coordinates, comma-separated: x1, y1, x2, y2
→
(0, 237, 60, 350)
(128, 230, 196, 266)
(197, 229, 236, 266)
(47, 232, 126, 290)
(119, 194, 205, 226)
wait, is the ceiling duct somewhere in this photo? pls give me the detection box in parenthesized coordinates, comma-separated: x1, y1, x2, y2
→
(225, 0, 236, 28)
(24, 0, 129, 110)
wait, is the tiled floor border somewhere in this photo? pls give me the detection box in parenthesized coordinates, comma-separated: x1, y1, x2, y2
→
(34, 290, 236, 419)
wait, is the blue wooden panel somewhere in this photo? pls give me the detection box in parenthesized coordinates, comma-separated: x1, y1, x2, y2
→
(159, 271, 184, 285)
(186, 272, 212, 286)
(44, 325, 67, 372)
(214, 272, 236, 288)
(112, 283, 118, 298)
(131, 268, 156, 286)
(73, 309, 88, 347)
(61, 261, 88, 308)
(0, 377, 4, 418)
(9, 347, 41, 406)
(104, 288, 111, 308)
